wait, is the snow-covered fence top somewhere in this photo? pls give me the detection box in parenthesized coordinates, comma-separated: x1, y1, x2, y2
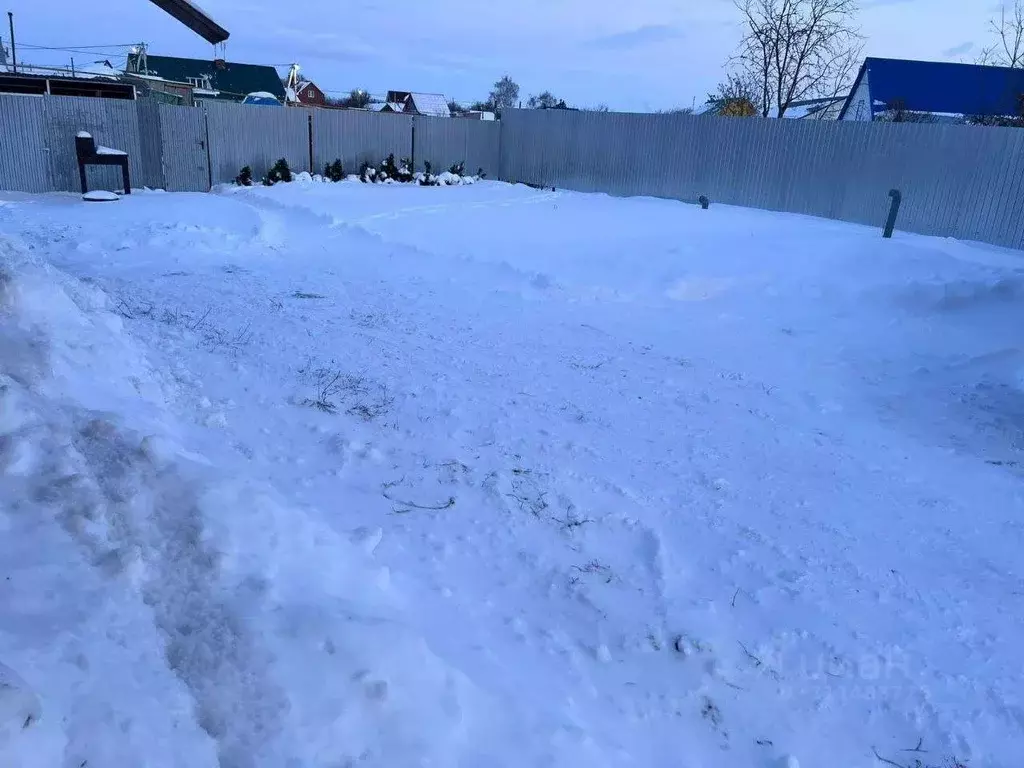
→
(498, 108, 1024, 251)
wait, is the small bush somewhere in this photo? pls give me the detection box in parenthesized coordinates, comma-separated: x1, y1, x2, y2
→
(449, 161, 465, 176)
(264, 158, 292, 186)
(235, 165, 253, 186)
(397, 157, 414, 183)
(379, 153, 400, 181)
(419, 161, 437, 186)
(477, 167, 487, 179)
(324, 159, 344, 182)
(359, 160, 375, 183)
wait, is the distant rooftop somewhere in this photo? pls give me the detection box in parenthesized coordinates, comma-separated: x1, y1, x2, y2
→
(839, 57, 1024, 120)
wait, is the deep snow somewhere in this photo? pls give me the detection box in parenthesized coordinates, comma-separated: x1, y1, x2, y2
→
(1, 179, 1023, 768)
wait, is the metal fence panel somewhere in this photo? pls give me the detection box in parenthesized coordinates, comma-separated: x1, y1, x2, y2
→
(498, 108, 1024, 250)
(158, 104, 210, 192)
(414, 116, 462, 173)
(0, 95, 49, 193)
(312, 110, 412, 177)
(206, 102, 310, 184)
(411, 118, 501, 178)
(135, 99, 165, 190)
(464, 120, 500, 178)
(42, 95, 144, 193)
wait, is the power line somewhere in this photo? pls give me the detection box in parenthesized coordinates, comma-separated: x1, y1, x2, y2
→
(13, 44, 135, 58)
(14, 42, 139, 50)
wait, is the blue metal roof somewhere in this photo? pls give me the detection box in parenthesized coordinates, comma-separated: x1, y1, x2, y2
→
(839, 57, 1024, 119)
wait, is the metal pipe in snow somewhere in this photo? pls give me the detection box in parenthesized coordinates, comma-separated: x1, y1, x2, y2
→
(883, 189, 902, 239)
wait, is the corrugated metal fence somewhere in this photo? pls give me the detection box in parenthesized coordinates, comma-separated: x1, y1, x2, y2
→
(0, 94, 504, 193)
(205, 101, 312, 184)
(3, 93, 1024, 250)
(499, 108, 1024, 250)
(415, 118, 500, 176)
(313, 110, 412, 176)
(0, 94, 49, 193)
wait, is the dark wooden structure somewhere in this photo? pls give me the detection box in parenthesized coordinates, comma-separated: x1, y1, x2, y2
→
(146, 0, 229, 45)
(0, 73, 136, 99)
(75, 134, 131, 195)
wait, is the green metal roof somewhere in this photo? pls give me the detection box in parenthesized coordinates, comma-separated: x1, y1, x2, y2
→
(127, 53, 285, 101)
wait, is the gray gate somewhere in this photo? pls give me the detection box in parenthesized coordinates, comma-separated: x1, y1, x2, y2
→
(42, 96, 143, 193)
(158, 105, 210, 192)
(0, 94, 49, 193)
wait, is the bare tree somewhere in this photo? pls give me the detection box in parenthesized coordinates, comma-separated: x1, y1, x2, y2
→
(732, 0, 863, 117)
(527, 91, 568, 109)
(335, 88, 371, 109)
(978, 0, 1024, 68)
(488, 75, 520, 111)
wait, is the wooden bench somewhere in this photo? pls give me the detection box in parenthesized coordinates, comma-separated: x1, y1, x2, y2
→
(75, 132, 131, 195)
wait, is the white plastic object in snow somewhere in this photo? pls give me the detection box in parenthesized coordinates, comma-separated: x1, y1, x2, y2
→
(82, 190, 120, 202)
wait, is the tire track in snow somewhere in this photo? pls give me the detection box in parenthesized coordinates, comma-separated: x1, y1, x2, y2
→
(12, 388, 288, 765)
(64, 417, 289, 768)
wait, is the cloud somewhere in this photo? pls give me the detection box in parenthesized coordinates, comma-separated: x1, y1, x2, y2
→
(586, 24, 683, 50)
(943, 41, 974, 57)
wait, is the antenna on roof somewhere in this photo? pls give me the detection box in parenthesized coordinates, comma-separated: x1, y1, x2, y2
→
(129, 42, 148, 74)
(284, 62, 301, 103)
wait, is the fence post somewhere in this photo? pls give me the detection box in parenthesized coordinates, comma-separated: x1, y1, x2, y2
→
(410, 116, 417, 171)
(203, 106, 213, 191)
(883, 189, 902, 239)
(307, 113, 314, 174)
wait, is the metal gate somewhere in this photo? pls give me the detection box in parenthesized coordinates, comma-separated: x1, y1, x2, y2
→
(158, 104, 210, 192)
(0, 95, 50, 193)
(42, 96, 143, 193)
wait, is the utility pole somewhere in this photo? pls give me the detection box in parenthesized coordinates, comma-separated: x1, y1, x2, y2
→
(7, 11, 16, 73)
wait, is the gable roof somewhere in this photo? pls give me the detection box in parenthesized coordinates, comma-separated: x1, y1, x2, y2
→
(838, 57, 1024, 120)
(296, 80, 319, 95)
(407, 92, 450, 117)
(126, 53, 286, 101)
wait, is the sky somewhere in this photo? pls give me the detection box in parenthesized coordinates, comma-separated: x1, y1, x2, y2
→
(0, 0, 1011, 111)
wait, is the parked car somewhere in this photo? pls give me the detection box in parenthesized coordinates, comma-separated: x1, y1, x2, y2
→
(241, 91, 282, 106)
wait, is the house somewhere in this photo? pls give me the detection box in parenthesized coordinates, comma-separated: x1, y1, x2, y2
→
(838, 57, 1024, 122)
(125, 52, 286, 103)
(293, 80, 326, 107)
(784, 96, 847, 120)
(385, 90, 451, 117)
(371, 101, 406, 113)
(123, 71, 195, 105)
(460, 110, 496, 121)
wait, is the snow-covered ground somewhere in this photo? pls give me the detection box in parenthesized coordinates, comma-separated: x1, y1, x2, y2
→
(2, 178, 1023, 768)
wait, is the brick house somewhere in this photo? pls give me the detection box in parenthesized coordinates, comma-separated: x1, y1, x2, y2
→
(294, 80, 327, 107)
